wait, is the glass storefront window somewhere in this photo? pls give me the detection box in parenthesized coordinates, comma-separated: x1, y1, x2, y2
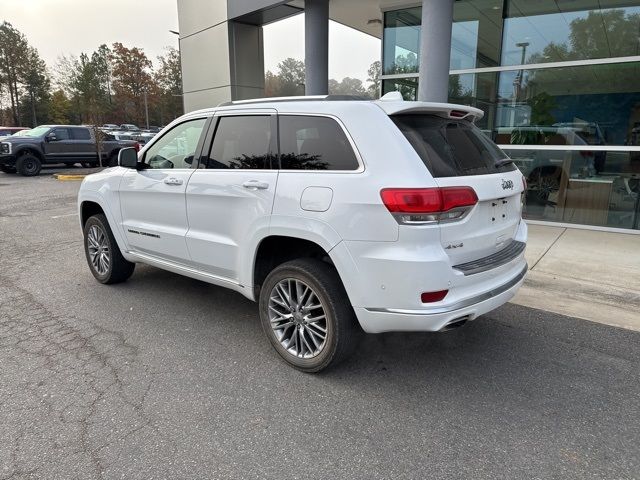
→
(502, 1, 640, 66)
(382, 77, 418, 100)
(506, 148, 640, 229)
(383, 8, 421, 75)
(382, 1, 503, 75)
(380, 2, 640, 231)
(453, 0, 503, 68)
(495, 62, 640, 146)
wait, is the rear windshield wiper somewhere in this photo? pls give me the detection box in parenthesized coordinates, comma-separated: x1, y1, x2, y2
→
(495, 158, 514, 168)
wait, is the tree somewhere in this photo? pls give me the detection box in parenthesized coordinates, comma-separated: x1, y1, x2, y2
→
(110, 42, 153, 125)
(267, 58, 305, 97)
(92, 44, 113, 105)
(329, 77, 367, 97)
(265, 70, 282, 97)
(0, 22, 31, 125)
(48, 89, 71, 124)
(155, 47, 183, 124)
(366, 60, 381, 99)
(20, 47, 50, 126)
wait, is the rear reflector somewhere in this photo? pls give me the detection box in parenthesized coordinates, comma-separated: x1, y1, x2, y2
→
(421, 290, 449, 303)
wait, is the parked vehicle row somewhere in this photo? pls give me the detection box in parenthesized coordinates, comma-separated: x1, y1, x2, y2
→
(0, 126, 29, 140)
(78, 93, 528, 372)
(0, 125, 138, 175)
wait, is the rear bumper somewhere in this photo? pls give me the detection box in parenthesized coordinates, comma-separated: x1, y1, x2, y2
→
(329, 220, 528, 333)
(355, 264, 526, 333)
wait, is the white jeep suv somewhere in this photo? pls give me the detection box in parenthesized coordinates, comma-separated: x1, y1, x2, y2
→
(78, 93, 527, 372)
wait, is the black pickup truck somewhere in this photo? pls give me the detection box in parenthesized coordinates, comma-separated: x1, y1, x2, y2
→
(0, 125, 138, 176)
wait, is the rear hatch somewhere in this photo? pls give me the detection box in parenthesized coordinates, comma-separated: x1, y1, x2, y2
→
(390, 113, 524, 266)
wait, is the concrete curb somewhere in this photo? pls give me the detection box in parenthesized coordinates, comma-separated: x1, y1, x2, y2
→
(54, 174, 87, 181)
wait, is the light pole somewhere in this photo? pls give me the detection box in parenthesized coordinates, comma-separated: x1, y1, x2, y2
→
(143, 87, 149, 130)
(169, 29, 183, 118)
(511, 41, 529, 126)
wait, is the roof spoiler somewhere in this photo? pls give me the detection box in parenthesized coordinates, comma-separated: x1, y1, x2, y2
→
(376, 92, 484, 121)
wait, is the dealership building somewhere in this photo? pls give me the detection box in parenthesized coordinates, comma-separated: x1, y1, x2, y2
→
(176, 0, 640, 233)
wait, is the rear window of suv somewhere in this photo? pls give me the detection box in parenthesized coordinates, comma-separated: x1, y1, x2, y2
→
(391, 114, 517, 177)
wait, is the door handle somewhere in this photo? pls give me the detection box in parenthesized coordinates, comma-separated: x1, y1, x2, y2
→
(242, 180, 269, 190)
(164, 177, 183, 186)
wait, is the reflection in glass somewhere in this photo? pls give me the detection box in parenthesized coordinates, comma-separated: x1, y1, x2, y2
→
(382, 78, 418, 101)
(495, 62, 640, 146)
(505, 148, 640, 229)
(382, 1, 503, 74)
(503, 1, 640, 65)
(207, 116, 272, 170)
(383, 8, 421, 75)
(279, 116, 359, 171)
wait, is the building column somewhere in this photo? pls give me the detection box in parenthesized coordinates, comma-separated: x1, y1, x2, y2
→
(305, 0, 329, 95)
(418, 0, 454, 102)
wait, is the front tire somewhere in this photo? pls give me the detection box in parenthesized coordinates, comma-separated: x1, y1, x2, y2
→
(259, 258, 362, 373)
(83, 214, 135, 284)
(16, 153, 42, 176)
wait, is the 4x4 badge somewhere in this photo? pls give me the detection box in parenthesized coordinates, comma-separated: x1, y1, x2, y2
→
(501, 179, 514, 190)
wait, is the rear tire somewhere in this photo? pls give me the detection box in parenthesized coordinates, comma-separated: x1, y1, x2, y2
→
(16, 152, 42, 176)
(83, 214, 135, 284)
(259, 258, 362, 373)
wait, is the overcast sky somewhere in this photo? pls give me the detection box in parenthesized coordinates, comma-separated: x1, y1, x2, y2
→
(0, 0, 380, 82)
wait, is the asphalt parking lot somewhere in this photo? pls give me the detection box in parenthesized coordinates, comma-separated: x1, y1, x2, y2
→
(1, 169, 639, 480)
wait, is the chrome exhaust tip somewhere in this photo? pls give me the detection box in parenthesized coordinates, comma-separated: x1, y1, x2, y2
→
(439, 316, 470, 332)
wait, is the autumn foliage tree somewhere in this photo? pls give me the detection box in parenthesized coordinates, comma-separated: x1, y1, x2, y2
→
(110, 43, 153, 126)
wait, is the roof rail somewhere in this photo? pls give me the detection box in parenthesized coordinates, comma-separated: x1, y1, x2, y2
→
(217, 94, 368, 107)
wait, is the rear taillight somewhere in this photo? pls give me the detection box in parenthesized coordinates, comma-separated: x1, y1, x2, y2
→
(134, 142, 141, 152)
(380, 187, 478, 224)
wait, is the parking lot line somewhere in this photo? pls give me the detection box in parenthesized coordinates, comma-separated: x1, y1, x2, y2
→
(51, 212, 78, 219)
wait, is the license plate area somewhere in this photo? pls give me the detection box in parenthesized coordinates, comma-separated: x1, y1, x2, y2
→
(490, 198, 510, 225)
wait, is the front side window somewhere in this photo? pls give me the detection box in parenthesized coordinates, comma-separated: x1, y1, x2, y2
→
(204, 115, 273, 169)
(52, 128, 70, 141)
(144, 118, 206, 169)
(278, 116, 359, 171)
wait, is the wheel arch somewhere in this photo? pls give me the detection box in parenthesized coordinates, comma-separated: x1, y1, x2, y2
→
(15, 146, 44, 161)
(252, 236, 333, 298)
(78, 195, 131, 260)
(80, 200, 105, 227)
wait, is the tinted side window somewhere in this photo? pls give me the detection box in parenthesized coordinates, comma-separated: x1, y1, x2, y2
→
(144, 118, 206, 169)
(278, 116, 359, 171)
(205, 116, 273, 169)
(72, 128, 91, 140)
(52, 128, 70, 140)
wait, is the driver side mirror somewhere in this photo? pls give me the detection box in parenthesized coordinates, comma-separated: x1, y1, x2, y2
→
(46, 133, 57, 142)
(118, 147, 139, 168)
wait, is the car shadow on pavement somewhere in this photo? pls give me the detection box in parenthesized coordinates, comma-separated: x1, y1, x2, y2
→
(75, 264, 640, 478)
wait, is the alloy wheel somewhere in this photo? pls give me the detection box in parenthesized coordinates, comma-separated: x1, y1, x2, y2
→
(87, 225, 111, 276)
(268, 278, 328, 359)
